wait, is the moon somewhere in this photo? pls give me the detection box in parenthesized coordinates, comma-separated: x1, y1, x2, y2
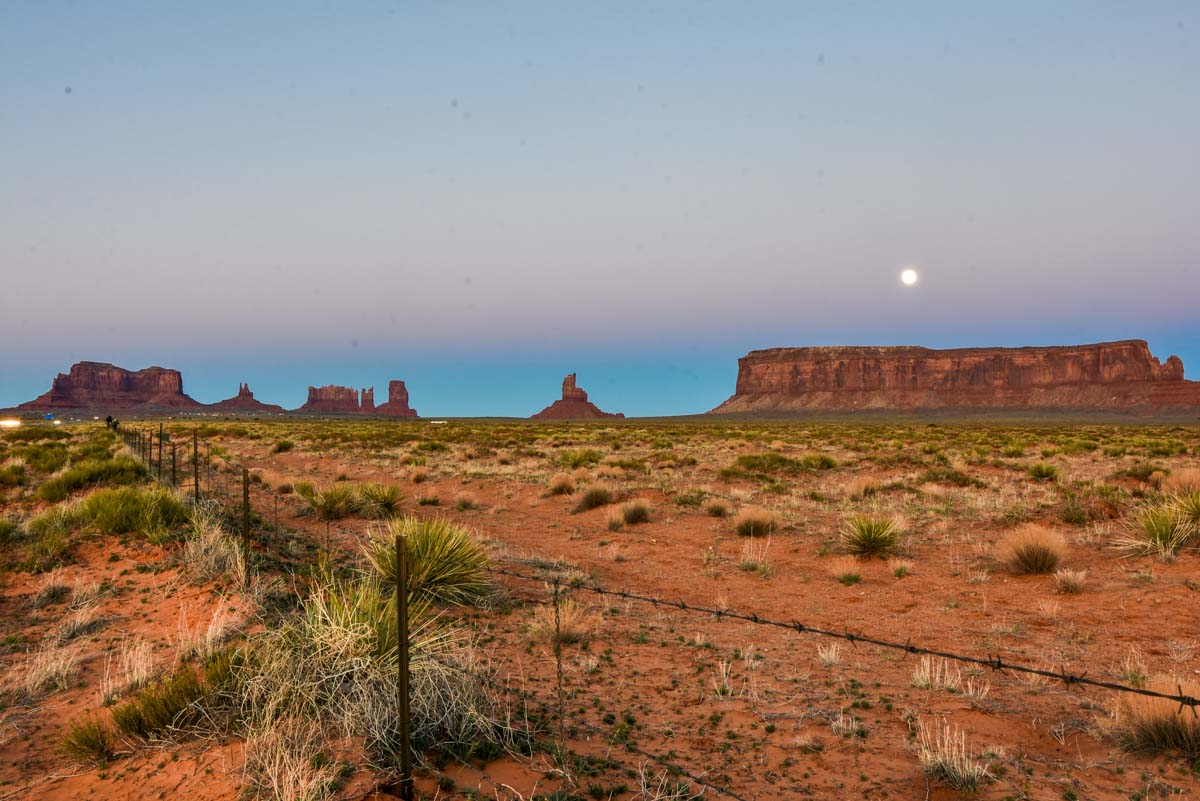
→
(900, 268, 919, 286)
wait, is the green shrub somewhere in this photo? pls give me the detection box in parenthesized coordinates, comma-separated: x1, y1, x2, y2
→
(270, 440, 295, 454)
(559, 449, 602, 469)
(673, 489, 707, 508)
(79, 487, 188, 538)
(364, 517, 491, 606)
(357, 483, 404, 519)
(0, 463, 26, 486)
(573, 485, 615, 513)
(1027, 463, 1059, 482)
(37, 457, 147, 502)
(1123, 505, 1195, 559)
(0, 517, 18, 543)
(917, 467, 985, 488)
(111, 667, 205, 739)
(18, 443, 69, 473)
(61, 716, 116, 764)
(304, 484, 358, 520)
(734, 453, 837, 475)
(841, 515, 900, 557)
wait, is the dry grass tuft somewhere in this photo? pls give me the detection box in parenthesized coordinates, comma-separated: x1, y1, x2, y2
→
(1162, 468, 1200, 494)
(1053, 568, 1087, 594)
(526, 598, 600, 646)
(914, 718, 993, 792)
(1111, 675, 1200, 758)
(547, 472, 576, 496)
(733, 506, 779, 537)
(827, 555, 862, 585)
(2, 644, 82, 700)
(999, 523, 1066, 574)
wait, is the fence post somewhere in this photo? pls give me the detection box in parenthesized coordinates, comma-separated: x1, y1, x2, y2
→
(171, 443, 177, 486)
(157, 423, 164, 480)
(242, 468, 251, 559)
(193, 432, 200, 504)
(395, 532, 413, 801)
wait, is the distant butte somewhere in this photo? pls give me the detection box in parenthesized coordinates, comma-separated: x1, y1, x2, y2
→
(711, 340, 1200, 414)
(18, 362, 201, 410)
(210, 383, 284, 413)
(531, 374, 624, 420)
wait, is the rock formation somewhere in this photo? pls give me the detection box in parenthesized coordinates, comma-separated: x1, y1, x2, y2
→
(532, 373, 624, 420)
(711, 340, 1200, 414)
(375, 380, 419, 418)
(210, 383, 284, 413)
(299, 385, 362, 414)
(361, 387, 375, 412)
(18, 362, 201, 410)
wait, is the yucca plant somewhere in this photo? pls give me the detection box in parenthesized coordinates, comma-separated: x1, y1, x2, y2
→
(1116, 505, 1195, 560)
(357, 482, 403, 519)
(362, 517, 491, 606)
(1173, 490, 1200, 529)
(841, 515, 900, 557)
(304, 483, 358, 521)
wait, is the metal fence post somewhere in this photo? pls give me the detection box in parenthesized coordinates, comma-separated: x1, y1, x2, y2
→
(193, 432, 200, 504)
(157, 423, 164, 480)
(396, 532, 413, 801)
(171, 443, 177, 486)
(242, 468, 251, 559)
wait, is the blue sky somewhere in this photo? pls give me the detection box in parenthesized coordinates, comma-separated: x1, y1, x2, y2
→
(2, 2, 1197, 415)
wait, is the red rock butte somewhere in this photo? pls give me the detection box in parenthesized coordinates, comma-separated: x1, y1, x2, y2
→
(18, 362, 201, 410)
(210, 384, 284, 413)
(531, 374, 624, 420)
(297, 381, 417, 416)
(711, 340, 1200, 414)
(375, 380, 419, 418)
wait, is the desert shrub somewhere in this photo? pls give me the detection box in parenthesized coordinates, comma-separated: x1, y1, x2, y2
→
(24, 505, 81, 571)
(735, 453, 837, 475)
(1027, 462, 1059, 482)
(2, 644, 81, 699)
(182, 508, 246, 585)
(61, 716, 116, 764)
(999, 523, 1066, 574)
(573, 485, 616, 513)
(525, 598, 599, 646)
(917, 467, 985, 488)
(559, 449, 602, 468)
(915, 719, 992, 792)
(1162, 468, 1200, 495)
(733, 506, 779, 537)
(1174, 490, 1200, 528)
(409, 468, 429, 484)
(547, 472, 576, 496)
(704, 500, 729, 518)
(303, 483, 358, 520)
(841, 515, 900, 557)
(827, 555, 862, 585)
(18, 443, 70, 473)
(270, 439, 295, 454)
(1116, 505, 1195, 560)
(454, 494, 478, 511)
(0, 463, 26, 486)
(1112, 676, 1199, 758)
(673, 489, 706, 507)
(37, 457, 147, 502)
(845, 476, 879, 500)
(363, 517, 491, 606)
(111, 666, 205, 739)
(1054, 569, 1087, 594)
(621, 500, 651, 525)
(0, 516, 20, 543)
(357, 482, 403, 519)
(79, 486, 188, 539)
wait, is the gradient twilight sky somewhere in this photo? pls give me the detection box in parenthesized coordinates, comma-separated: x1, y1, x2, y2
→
(2, 2, 1197, 416)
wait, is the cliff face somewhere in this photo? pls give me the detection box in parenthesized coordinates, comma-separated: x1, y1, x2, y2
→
(532, 373, 624, 420)
(712, 341, 1200, 413)
(375, 380, 418, 418)
(210, 383, 284, 412)
(19, 362, 201, 409)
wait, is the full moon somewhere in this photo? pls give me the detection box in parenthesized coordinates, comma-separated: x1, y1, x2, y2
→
(900, 268, 919, 286)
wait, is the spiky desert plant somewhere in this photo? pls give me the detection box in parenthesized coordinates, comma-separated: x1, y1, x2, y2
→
(363, 517, 491, 606)
(1112, 675, 1200, 758)
(1027, 462, 1059, 482)
(357, 482, 403, 519)
(1114, 505, 1195, 560)
(733, 506, 779, 537)
(999, 523, 1066, 574)
(914, 718, 992, 792)
(79, 486, 188, 539)
(304, 484, 358, 521)
(547, 472, 576, 496)
(1172, 490, 1200, 529)
(841, 514, 900, 557)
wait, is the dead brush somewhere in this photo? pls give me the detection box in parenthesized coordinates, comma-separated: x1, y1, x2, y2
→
(914, 718, 993, 792)
(1053, 568, 1087, 594)
(241, 716, 341, 801)
(1109, 675, 1200, 758)
(546, 472, 576, 496)
(733, 506, 779, 537)
(911, 655, 961, 692)
(100, 637, 156, 704)
(182, 508, 247, 585)
(2, 644, 81, 700)
(999, 523, 1066, 574)
(525, 597, 600, 646)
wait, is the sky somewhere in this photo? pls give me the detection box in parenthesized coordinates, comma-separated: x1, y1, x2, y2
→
(1, 2, 1197, 416)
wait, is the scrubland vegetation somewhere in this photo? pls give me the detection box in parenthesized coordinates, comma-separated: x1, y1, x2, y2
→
(2, 418, 1199, 799)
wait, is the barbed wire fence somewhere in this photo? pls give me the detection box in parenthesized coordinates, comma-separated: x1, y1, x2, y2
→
(118, 423, 1200, 800)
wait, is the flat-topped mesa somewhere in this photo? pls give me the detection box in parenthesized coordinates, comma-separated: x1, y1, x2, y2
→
(18, 361, 201, 409)
(531, 373, 624, 420)
(711, 340, 1200, 413)
(375, 380, 419, 418)
(299, 385, 361, 413)
(361, 387, 376, 412)
(210, 383, 284, 412)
